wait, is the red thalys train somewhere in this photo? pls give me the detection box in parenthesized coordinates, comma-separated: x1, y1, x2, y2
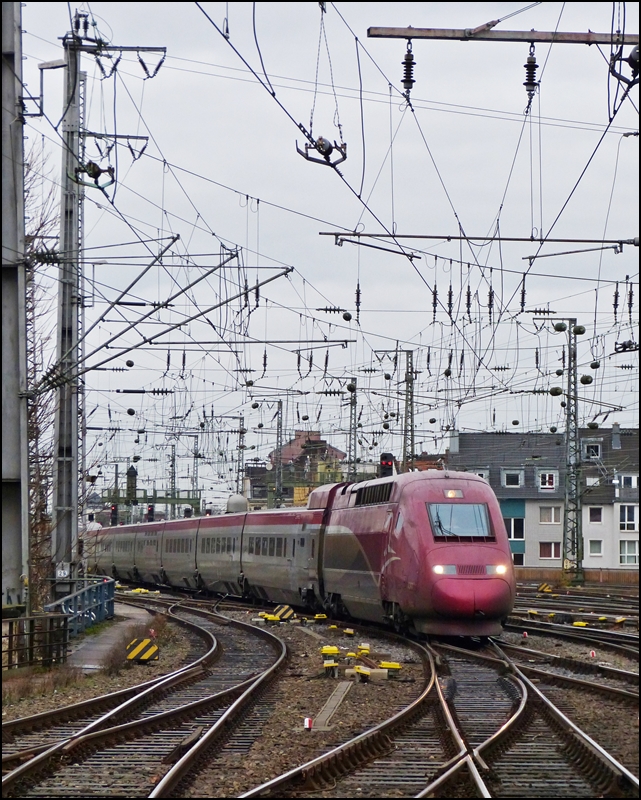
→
(88, 470, 516, 636)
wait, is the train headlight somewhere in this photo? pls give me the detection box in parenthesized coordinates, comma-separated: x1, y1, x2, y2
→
(486, 564, 508, 575)
(432, 565, 456, 575)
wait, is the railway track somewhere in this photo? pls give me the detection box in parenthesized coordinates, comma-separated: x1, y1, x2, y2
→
(2, 610, 213, 771)
(504, 618, 639, 660)
(228, 634, 638, 799)
(2, 601, 285, 798)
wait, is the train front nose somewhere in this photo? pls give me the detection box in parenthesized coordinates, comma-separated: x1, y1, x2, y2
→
(431, 578, 512, 619)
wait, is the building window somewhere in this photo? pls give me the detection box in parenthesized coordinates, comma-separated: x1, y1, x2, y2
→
(589, 507, 603, 524)
(620, 506, 638, 531)
(621, 475, 638, 489)
(540, 542, 561, 559)
(538, 472, 557, 491)
(619, 540, 639, 565)
(585, 476, 600, 487)
(583, 442, 602, 459)
(474, 470, 489, 481)
(540, 506, 561, 524)
(502, 470, 523, 488)
(503, 517, 524, 539)
(589, 540, 603, 557)
(512, 553, 524, 566)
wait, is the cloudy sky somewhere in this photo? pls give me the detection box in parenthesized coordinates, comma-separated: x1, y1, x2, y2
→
(21, 2, 638, 499)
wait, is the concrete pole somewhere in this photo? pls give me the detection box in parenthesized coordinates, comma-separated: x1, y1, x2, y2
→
(1, 2, 29, 614)
(51, 27, 83, 596)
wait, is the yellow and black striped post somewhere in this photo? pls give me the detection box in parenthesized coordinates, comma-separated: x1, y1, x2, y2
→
(126, 638, 159, 661)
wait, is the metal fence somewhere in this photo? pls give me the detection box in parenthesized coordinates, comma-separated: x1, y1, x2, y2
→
(44, 577, 115, 638)
(2, 614, 69, 669)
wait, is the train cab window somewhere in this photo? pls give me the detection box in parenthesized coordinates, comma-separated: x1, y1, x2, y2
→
(427, 503, 493, 540)
(269, 537, 275, 557)
(262, 537, 268, 555)
(395, 513, 404, 534)
(276, 537, 283, 558)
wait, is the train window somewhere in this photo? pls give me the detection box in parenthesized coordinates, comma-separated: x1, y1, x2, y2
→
(269, 537, 275, 557)
(189, 540, 192, 552)
(248, 536, 254, 554)
(215, 538, 220, 554)
(427, 503, 493, 539)
(311, 539, 315, 558)
(276, 537, 283, 557)
(300, 537, 305, 547)
(355, 482, 393, 506)
(262, 537, 268, 555)
(232, 538, 235, 554)
(256, 538, 262, 556)
(292, 539, 296, 557)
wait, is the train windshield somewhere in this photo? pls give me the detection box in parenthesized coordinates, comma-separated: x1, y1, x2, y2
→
(427, 503, 493, 540)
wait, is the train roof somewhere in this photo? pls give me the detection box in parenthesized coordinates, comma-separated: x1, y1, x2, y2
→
(307, 469, 489, 509)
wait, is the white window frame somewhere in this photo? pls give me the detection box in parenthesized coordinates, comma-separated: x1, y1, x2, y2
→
(539, 506, 561, 524)
(503, 517, 524, 540)
(502, 469, 524, 488)
(621, 475, 639, 489)
(588, 507, 603, 524)
(582, 441, 602, 459)
(538, 471, 558, 491)
(585, 475, 600, 487)
(588, 539, 603, 557)
(620, 505, 638, 532)
(539, 541, 561, 559)
(619, 539, 639, 566)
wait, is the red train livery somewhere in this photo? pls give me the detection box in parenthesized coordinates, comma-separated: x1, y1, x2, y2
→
(88, 470, 516, 636)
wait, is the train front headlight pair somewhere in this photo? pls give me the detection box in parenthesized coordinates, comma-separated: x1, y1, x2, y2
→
(486, 564, 508, 575)
(432, 565, 456, 574)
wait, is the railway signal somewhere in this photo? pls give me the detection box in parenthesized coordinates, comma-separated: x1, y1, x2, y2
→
(379, 453, 395, 478)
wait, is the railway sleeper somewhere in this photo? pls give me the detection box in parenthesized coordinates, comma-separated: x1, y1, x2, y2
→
(540, 704, 633, 797)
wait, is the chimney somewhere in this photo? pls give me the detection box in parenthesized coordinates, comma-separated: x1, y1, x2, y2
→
(611, 422, 621, 450)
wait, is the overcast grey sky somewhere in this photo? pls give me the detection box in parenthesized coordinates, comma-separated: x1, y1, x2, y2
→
(21, 2, 639, 498)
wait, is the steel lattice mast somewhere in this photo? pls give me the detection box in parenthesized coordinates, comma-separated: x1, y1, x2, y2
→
(563, 320, 584, 584)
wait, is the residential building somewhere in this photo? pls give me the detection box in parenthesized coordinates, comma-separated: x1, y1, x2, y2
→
(445, 426, 638, 575)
